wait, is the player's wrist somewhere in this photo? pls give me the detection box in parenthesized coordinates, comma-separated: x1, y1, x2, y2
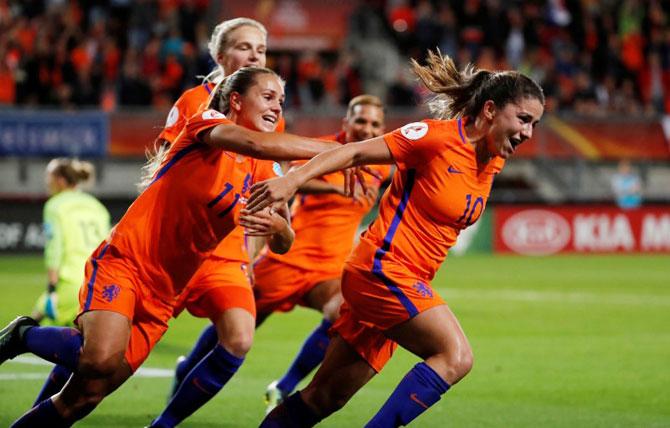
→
(284, 170, 302, 193)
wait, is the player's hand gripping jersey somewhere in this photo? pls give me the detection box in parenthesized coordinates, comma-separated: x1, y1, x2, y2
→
(102, 110, 274, 302)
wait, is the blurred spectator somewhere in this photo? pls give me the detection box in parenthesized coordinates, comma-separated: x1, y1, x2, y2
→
(573, 69, 599, 116)
(611, 160, 643, 209)
(639, 50, 670, 113)
(296, 51, 325, 107)
(118, 49, 152, 106)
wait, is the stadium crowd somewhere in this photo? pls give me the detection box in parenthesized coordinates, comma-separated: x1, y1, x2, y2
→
(0, 0, 668, 115)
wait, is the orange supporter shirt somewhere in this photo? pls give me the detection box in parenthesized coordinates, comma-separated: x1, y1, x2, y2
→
(267, 132, 392, 273)
(158, 81, 285, 264)
(110, 110, 277, 301)
(346, 119, 505, 281)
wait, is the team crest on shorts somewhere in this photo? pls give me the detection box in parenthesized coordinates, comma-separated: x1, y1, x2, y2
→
(412, 281, 433, 298)
(102, 284, 121, 302)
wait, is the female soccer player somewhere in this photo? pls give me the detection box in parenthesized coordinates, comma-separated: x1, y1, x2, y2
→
(22, 19, 274, 419)
(249, 50, 545, 427)
(30, 158, 110, 403)
(146, 18, 291, 428)
(0, 66, 339, 427)
(146, 78, 293, 428)
(34, 158, 111, 327)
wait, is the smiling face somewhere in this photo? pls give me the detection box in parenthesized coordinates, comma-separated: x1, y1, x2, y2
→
(484, 97, 544, 159)
(342, 104, 385, 142)
(219, 25, 267, 75)
(229, 73, 284, 132)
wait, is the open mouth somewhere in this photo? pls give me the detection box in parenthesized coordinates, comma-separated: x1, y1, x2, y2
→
(509, 137, 522, 150)
(262, 115, 277, 126)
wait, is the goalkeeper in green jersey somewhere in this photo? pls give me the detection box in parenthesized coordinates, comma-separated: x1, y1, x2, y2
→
(32, 158, 111, 326)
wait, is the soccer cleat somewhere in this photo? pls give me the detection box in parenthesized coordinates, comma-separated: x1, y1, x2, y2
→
(167, 355, 187, 402)
(264, 380, 288, 415)
(0, 316, 39, 364)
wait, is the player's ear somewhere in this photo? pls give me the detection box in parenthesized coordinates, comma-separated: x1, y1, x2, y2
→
(229, 91, 243, 114)
(341, 116, 348, 132)
(482, 100, 496, 121)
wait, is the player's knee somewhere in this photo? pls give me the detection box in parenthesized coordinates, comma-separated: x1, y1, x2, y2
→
(325, 392, 350, 414)
(220, 331, 254, 357)
(57, 385, 106, 418)
(77, 390, 106, 410)
(321, 294, 343, 322)
(304, 385, 350, 416)
(443, 346, 474, 382)
(78, 350, 124, 378)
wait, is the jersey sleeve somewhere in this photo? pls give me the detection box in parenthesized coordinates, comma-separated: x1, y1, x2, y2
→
(383, 120, 443, 170)
(185, 109, 234, 142)
(43, 200, 62, 270)
(157, 95, 191, 144)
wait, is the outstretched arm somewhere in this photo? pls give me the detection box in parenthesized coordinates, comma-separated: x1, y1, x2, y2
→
(245, 136, 393, 213)
(201, 124, 338, 160)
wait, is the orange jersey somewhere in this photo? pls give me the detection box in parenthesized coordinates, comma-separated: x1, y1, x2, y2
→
(346, 119, 505, 281)
(265, 132, 392, 273)
(158, 82, 286, 264)
(109, 109, 277, 302)
(158, 83, 214, 144)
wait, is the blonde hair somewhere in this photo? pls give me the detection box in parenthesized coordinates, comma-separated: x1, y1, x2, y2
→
(137, 143, 169, 193)
(47, 158, 95, 188)
(138, 67, 283, 192)
(346, 94, 384, 118)
(204, 18, 268, 84)
(411, 50, 545, 119)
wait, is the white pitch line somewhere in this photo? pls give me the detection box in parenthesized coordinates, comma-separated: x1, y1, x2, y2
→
(2, 355, 173, 379)
(12, 355, 52, 366)
(439, 288, 670, 307)
(0, 373, 49, 380)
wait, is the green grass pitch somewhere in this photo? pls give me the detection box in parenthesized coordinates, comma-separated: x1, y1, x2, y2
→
(1, 254, 668, 427)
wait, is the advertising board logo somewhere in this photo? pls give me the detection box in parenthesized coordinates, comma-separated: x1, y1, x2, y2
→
(502, 210, 570, 255)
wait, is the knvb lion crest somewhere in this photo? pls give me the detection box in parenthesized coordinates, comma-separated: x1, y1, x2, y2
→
(412, 281, 433, 298)
(102, 284, 121, 303)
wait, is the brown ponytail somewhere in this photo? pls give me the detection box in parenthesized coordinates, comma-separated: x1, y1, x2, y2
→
(412, 50, 545, 120)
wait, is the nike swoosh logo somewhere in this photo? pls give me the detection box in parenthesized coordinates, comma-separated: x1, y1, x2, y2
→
(410, 393, 429, 409)
(448, 165, 462, 174)
(192, 377, 213, 394)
